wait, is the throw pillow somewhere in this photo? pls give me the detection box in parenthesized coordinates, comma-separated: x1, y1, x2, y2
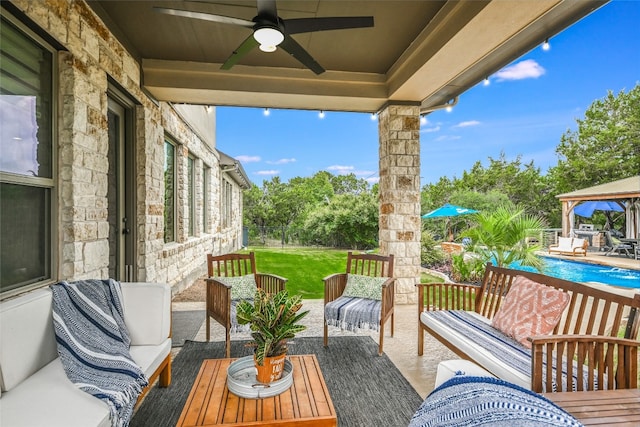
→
(491, 275, 570, 348)
(341, 274, 388, 300)
(216, 274, 257, 300)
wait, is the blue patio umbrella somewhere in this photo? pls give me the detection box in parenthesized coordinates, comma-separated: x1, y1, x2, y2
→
(573, 201, 624, 218)
(422, 204, 478, 218)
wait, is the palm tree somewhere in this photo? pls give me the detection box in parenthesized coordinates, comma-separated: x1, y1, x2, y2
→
(463, 205, 546, 271)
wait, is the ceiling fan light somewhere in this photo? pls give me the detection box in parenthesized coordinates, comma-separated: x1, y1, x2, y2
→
(254, 27, 284, 48)
(259, 44, 277, 52)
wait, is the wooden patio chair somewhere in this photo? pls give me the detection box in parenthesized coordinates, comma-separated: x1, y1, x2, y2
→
(206, 252, 287, 357)
(323, 252, 395, 355)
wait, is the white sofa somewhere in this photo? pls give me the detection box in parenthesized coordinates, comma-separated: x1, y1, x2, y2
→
(0, 282, 172, 427)
(548, 236, 588, 256)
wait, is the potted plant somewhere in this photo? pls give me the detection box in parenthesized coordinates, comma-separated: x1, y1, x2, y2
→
(236, 288, 309, 383)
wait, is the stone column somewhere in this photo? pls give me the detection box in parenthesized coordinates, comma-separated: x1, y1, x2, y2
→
(378, 104, 422, 304)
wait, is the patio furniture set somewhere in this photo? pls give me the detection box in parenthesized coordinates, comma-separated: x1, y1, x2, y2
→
(1, 251, 639, 426)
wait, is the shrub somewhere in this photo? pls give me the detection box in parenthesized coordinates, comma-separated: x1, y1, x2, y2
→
(421, 230, 446, 267)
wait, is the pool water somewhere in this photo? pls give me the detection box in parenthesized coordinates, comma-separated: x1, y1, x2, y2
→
(510, 257, 640, 289)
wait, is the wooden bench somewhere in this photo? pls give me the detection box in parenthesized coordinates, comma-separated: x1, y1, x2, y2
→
(417, 263, 640, 392)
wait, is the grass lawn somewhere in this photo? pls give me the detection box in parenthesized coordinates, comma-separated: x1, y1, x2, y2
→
(239, 247, 445, 299)
(240, 247, 350, 299)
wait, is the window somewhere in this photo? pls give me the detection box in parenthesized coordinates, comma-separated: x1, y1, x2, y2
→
(203, 166, 210, 233)
(187, 155, 195, 237)
(222, 178, 232, 229)
(1, 14, 55, 294)
(164, 139, 176, 243)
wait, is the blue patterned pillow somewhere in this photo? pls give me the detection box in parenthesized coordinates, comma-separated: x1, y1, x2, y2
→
(342, 274, 387, 300)
(216, 274, 257, 300)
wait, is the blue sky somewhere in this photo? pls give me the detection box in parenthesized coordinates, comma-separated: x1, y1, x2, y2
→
(217, 1, 640, 187)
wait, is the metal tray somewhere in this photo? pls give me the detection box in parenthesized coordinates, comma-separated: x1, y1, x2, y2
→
(227, 356, 293, 399)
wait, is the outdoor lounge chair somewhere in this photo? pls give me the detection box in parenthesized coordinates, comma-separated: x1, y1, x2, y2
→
(205, 252, 287, 357)
(548, 236, 588, 256)
(603, 231, 633, 258)
(323, 252, 395, 355)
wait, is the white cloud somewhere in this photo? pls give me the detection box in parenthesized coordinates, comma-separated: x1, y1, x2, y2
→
(235, 155, 261, 163)
(366, 176, 379, 184)
(267, 158, 296, 165)
(327, 165, 354, 174)
(421, 125, 441, 133)
(495, 59, 545, 81)
(255, 170, 279, 176)
(433, 135, 462, 142)
(454, 120, 481, 128)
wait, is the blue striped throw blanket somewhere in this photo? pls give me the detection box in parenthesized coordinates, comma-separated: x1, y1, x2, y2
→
(51, 279, 148, 427)
(409, 375, 583, 427)
(325, 296, 381, 331)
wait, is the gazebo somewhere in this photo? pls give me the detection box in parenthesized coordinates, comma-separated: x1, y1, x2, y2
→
(557, 175, 640, 239)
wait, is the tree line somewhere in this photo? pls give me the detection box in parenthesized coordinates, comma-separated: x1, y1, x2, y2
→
(244, 84, 639, 248)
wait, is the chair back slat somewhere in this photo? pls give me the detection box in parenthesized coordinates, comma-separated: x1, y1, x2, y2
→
(207, 252, 257, 278)
(345, 251, 394, 278)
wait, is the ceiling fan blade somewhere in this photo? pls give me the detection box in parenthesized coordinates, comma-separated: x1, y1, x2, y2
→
(279, 35, 325, 75)
(256, 0, 278, 21)
(154, 7, 254, 28)
(284, 16, 374, 35)
(221, 34, 260, 70)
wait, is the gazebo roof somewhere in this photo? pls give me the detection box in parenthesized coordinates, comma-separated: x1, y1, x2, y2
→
(557, 176, 640, 201)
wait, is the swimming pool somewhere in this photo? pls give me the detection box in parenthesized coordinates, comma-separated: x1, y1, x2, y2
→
(510, 257, 640, 289)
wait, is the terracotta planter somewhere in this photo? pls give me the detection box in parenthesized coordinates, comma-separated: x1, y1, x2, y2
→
(255, 353, 287, 383)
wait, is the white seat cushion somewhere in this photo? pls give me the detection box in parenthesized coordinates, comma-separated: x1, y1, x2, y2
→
(434, 359, 495, 388)
(420, 310, 531, 389)
(129, 339, 172, 379)
(0, 359, 110, 427)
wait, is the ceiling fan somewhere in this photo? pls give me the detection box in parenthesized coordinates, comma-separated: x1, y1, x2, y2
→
(154, 0, 374, 74)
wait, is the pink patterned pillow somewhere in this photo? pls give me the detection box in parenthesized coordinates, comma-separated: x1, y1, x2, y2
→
(491, 275, 570, 348)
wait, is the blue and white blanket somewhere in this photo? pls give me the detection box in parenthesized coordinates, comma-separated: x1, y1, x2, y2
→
(324, 296, 381, 332)
(409, 375, 584, 427)
(51, 279, 148, 427)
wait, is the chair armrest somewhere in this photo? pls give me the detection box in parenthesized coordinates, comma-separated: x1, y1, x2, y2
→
(416, 282, 479, 312)
(121, 282, 171, 346)
(529, 334, 640, 392)
(206, 278, 231, 323)
(256, 273, 287, 294)
(381, 277, 395, 317)
(323, 273, 347, 304)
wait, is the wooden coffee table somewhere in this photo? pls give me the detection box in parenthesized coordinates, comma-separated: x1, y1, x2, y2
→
(176, 354, 337, 426)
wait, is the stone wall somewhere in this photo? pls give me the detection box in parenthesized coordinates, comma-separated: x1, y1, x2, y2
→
(378, 104, 422, 304)
(8, 1, 245, 295)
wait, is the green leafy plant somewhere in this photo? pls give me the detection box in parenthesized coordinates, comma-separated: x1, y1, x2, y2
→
(236, 289, 309, 366)
(463, 205, 546, 271)
(450, 253, 485, 283)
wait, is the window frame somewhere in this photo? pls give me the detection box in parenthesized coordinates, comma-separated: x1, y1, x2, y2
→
(0, 10, 57, 298)
(163, 137, 177, 243)
(187, 153, 195, 237)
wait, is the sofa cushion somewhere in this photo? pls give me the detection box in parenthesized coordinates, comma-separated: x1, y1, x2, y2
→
(491, 276, 570, 348)
(572, 238, 586, 249)
(0, 358, 111, 427)
(555, 237, 573, 251)
(342, 274, 387, 300)
(121, 282, 172, 346)
(421, 310, 531, 389)
(129, 339, 172, 379)
(0, 288, 58, 392)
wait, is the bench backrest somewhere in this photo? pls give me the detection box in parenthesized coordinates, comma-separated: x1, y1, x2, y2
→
(476, 263, 640, 340)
